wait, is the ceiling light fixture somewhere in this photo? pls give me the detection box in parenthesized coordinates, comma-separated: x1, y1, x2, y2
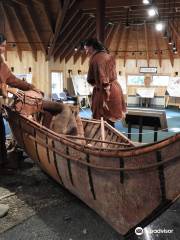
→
(168, 37, 172, 45)
(143, 0, 150, 5)
(173, 43, 176, 50)
(155, 22, 163, 31)
(148, 7, 157, 17)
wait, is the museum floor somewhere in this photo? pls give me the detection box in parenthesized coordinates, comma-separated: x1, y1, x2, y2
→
(0, 107, 179, 240)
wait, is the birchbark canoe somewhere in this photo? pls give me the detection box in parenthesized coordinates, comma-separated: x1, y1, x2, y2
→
(5, 106, 180, 236)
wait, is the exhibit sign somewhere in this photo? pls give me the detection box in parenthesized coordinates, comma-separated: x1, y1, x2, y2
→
(140, 67, 157, 73)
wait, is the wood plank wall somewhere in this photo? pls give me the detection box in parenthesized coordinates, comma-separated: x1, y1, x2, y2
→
(5, 51, 180, 98)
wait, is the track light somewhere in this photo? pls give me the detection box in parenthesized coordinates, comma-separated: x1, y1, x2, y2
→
(173, 43, 176, 50)
(155, 22, 163, 31)
(143, 0, 150, 5)
(148, 7, 157, 17)
(168, 37, 172, 45)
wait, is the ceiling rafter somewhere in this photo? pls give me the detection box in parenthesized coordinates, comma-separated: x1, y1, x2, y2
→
(25, 1, 46, 54)
(105, 24, 116, 48)
(144, 22, 149, 67)
(64, 21, 96, 64)
(155, 30, 162, 67)
(115, 24, 124, 55)
(135, 25, 139, 67)
(164, 36, 174, 67)
(8, 1, 37, 61)
(123, 28, 130, 67)
(10, 0, 27, 7)
(107, 23, 121, 50)
(0, 1, 22, 61)
(57, 17, 94, 62)
(32, 0, 54, 34)
(48, 0, 70, 59)
(53, 11, 85, 58)
(51, 0, 84, 57)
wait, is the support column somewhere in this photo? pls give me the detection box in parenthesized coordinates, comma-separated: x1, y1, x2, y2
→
(96, 0, 105, 43)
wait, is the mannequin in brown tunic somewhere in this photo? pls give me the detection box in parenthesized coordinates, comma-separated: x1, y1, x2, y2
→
(84, 38, 126, 127)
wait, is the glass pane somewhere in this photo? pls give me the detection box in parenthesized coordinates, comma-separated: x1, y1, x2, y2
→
(51, 72, 63, 95)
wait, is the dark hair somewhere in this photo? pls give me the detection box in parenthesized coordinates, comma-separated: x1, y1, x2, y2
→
(83, 38, 106, 51)
(0, 33, 6, 44)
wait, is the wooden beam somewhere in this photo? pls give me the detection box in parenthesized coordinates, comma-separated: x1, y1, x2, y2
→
(135, 25, 139, 67)
(48, 0, 70, 59)
(56, 17, 94, 62)
(164, 37, 174, 67)
(25, 1, 46, 53)
(10, 0, 27, 6)
(32, 0, 54, 34)
(62, 19, 95, 63)
(123, 28, 130, 67)
(9, 2, 37, 61)
(155, 31, 162, 68)
(106, 23, 121, 51)
(115, 24, 124, 56)
(144, 22, 149, 67)
(51, 0, 84, 57)
(0, 2, 22, 61)
(53, 12, 85, 58)
(96, 0, 105, 43)
(105, 24, 116, 49)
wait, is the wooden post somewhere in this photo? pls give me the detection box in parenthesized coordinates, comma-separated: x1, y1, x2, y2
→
(96, 0, 105, 43)
(101, 117, 105, 147)
(0, 112, 7, 166)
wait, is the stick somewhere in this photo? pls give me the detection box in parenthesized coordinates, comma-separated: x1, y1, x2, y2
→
(101, 117, 105, 147)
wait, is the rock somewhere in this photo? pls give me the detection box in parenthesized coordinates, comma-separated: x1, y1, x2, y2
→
(0, 204, 9, 218)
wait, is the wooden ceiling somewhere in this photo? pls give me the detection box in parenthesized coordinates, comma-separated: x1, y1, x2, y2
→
(1, 0, 180, 66)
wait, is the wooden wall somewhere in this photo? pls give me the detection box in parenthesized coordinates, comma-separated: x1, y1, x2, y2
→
(5, 51, 180, 98)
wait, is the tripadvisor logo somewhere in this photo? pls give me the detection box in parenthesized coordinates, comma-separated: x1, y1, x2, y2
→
(135, 226, 174, 235)
(135, 227, 144, 235)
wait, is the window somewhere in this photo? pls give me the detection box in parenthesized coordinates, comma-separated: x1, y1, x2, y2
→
(151, 75, 169, 86)
(127, 75, 144, 85)
(51, 71, 63, 95)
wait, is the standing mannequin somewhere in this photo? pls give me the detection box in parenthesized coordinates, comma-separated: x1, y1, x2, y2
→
(84, 38, 126, 127)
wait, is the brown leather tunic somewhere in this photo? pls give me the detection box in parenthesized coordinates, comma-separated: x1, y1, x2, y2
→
(87, 51, 126, 121)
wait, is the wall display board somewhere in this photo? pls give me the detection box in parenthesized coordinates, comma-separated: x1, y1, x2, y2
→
(15, 73, 32, 84)
(167, 77, 180, 97)
(136, 88, 155, 98)
(151, 75, 169, 86)
(127, 75, 144, 85)
(72, 74, 92, 96)
(117, 76, 126, 94)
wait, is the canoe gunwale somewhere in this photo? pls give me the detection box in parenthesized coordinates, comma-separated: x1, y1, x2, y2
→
(25, 132, 180, 172)
(5, 106, 180, 158)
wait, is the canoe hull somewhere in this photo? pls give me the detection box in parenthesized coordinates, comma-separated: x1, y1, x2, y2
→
(6, 108, 180, 235)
